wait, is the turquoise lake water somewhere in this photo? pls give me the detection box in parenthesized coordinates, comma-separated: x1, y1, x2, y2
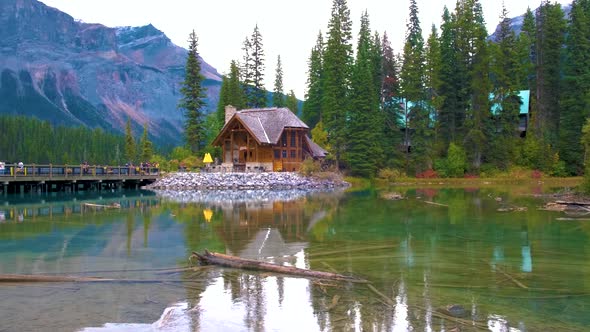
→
(0, 186, 588, 331)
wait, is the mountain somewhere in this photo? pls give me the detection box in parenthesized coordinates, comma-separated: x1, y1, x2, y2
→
(489, 3, 572, 41)
(0, 0, 222, 147)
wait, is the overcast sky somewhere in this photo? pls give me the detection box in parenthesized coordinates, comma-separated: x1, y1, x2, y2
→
(40, 0, 570, 99)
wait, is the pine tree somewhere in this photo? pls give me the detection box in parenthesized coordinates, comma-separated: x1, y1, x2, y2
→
(215, 60, 245, 129)
(272, 55, 285, 107)
(241, 37, 253, 103)
(347, 11, 383, 176)
(438, 6, 462, 149)
(533, 1, 565, 146)
(425, 24, 441, 154)
(303, 31, 324, 128)
(228, 60, 245, 109)
(124, 118, 136, 163)
(245, 25, 266, 108)
(286, 90, 299, 113)
(489, 4, 522, 169)
(216, 75, 230, 125)
(139, 123, 153, 162)
(559, 0, 590, 174)
(178, 30, 207, 154)
(463, 0, 491, 170)
(381, 32, 403, 168)
(322, 0, 353, 168)
(400, 0, 431, 174)
(517, 8, 537, 91)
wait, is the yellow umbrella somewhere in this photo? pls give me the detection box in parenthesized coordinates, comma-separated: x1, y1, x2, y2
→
(203, 153, 213, 164)
(203, 208, 213, 222)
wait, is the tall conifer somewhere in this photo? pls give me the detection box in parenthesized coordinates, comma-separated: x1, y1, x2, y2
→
(322, 0, 353, 168)
(139, 123, 153, 162)
(249, 25, 266, 108)
(489, 4, 522, 169)
(272, 55, 285, 107)
(559, 0, 590, 174)
(303, 32, 324, 129)
(178, 30, 207, 154)
(533, 1, 565, 146)
(381, 32, 403, 168)
(124, 118, 136, 163)
(286, 90, 299, 113)
(400, 0, 430, 173)
(348, 11, 382, 176)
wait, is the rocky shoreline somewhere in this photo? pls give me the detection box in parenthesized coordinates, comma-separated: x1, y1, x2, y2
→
(145, 172, 350, 191)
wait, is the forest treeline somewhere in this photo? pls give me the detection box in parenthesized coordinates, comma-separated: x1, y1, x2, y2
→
(298, 0, 590, 178)
(0, 116, 157, 166)
(208, 0, 590, 178)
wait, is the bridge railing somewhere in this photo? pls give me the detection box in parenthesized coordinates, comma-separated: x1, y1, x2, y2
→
(0, 164, 160, 179)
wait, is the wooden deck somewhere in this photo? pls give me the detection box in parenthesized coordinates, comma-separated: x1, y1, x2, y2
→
(0, 164, 160, 193)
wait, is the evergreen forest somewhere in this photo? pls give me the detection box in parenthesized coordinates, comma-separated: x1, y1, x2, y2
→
(212, 0, 590, 178)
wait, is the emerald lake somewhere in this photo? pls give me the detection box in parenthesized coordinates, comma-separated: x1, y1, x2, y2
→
(0, 185, 588, 332)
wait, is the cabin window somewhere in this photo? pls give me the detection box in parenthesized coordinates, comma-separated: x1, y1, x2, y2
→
(274, 149, 281, 159)
(290, 150, 296, 159)
(282, 150, 287, 158)
(281, 133, 287, 147)
(290, 132, 296, 147)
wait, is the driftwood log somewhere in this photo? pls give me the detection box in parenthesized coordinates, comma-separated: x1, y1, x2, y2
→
(192, 250, 367, 283)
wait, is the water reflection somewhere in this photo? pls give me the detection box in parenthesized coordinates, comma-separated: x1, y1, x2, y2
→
(1, 187, 589, 331)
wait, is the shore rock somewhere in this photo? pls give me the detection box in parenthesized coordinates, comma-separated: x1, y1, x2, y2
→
(145, 172, 350, 191)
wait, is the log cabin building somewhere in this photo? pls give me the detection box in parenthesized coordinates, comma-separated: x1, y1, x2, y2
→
(212, 106, 327, 172)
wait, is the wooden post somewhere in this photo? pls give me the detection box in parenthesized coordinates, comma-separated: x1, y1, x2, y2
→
(231, 131, 235, 167)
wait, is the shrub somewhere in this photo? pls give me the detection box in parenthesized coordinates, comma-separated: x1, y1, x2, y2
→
(531, 170, 543, 179)
(299, 158, 321, 176)
(478, 164, 500, 178)
(445, 143, 467, 177)
(170, 146, 192, 161)
(416, 169, 438, 178)
(182, 155, 204, 171)
(581, 167, 590, 194)
(500, 166, 531, 179)
(377, 168, 406, 182)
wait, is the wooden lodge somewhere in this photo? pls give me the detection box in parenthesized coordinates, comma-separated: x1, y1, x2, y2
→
(212, 106, 327, 172)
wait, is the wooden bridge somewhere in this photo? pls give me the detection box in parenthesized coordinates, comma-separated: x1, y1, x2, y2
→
(0, 164, 160, 194)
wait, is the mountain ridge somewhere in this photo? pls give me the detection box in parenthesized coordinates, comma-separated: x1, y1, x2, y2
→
(0, 0, 222, 147)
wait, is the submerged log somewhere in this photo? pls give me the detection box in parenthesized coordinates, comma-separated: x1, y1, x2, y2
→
(192, 250, 367, 283)
(82, 202, 121, 209)
(555, 200, 590, 206)
(0, 274, 114, 283)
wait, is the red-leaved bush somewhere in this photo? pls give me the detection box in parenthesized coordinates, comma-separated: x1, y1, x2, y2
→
(416, 169, 438, 178)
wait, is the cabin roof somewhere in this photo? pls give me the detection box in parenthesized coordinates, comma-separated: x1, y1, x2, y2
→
(214, 107, 309, 145)
(490, 90, 530, 115)
(305, 136, 328, 158)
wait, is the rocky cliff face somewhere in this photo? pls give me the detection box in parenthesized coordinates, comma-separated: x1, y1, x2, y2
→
(0, 0, 222, 146)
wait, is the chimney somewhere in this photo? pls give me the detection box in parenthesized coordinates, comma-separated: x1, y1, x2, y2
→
(225, 105, 237, 124)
